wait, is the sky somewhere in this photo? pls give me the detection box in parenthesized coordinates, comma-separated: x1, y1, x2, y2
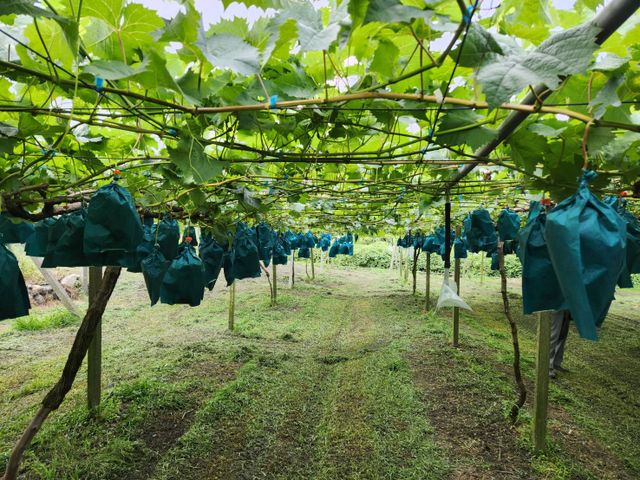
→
(136, 0, 585, 26)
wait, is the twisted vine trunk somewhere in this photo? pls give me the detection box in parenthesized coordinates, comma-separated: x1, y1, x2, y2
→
(497, 243, 526, 423)
(2, 267, 121, 480)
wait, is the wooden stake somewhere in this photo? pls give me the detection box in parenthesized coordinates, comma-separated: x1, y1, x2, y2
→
(453, 226, 461, 347)
(228, 281, 236, 331)
(289, 253, 295, 289)
(310, 247, 315, 280)
(425, 253, 431, 311)
(87, 266, 103, 411)
(533, 310, 552, 452)
(272, 262, 277, 305)
(412, 247, 419, 295)
(389, 243, 396, 270)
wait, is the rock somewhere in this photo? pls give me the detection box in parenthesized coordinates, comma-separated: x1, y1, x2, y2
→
(32, 294, 46, 305)
(60, 274, 81, 290)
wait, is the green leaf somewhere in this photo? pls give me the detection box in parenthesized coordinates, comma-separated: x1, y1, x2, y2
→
(477, 23, 601, 107)
(436, 111, 497, 150)
(197, 33, 260, 76)
(451, 23, 503, 68)
(133, 49, 182, 93)
(528, 122, 567, 137)
(508, 128, 548, 174)
(83, 60, 142, 80)
(589, 73, 624, 119)
(159, 5, 200, 44)
(83, 0, 123, 27)
(167, 137, 225, 183)
(499, 0, 550, 44)
(278, 1, 341, 53)
(370, 38, 399, 78)
(0, 0, 59, 18)
(590, 53, 630, 72)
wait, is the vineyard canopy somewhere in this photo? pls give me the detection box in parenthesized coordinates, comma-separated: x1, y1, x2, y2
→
(0, 0, 638, 233)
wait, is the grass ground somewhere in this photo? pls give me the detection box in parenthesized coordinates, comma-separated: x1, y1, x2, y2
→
(0, 262, 638, 480)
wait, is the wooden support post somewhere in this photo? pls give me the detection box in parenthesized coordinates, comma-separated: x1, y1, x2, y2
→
(29, 256, 82, 317)
(81, 267, 89, 295)
(310, 247, 315, 280)
(272, 262, 277, 306)
(425, 253, 431, 311)
(87, 266, 103, 411)
(533, 310, 552, 452)
(453, 226, 461, 347)
(289, 254, 295, 289)
(228, 281, 236, 331)
(389, 243, 396, 270)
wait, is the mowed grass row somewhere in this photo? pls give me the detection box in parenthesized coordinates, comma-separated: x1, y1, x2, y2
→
(0, 265, 638, 479)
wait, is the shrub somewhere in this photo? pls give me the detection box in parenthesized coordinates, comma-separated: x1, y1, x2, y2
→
(13, 309, 79, 332)
(328, 240, 523, 278)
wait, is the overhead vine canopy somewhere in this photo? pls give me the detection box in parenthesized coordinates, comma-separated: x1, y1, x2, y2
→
(0, 0, 638, 233)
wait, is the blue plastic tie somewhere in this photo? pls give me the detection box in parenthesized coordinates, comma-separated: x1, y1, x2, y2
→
(463, 5, 474, 24)
(167, 128, 177, 137)
(269, 95, 278, 109)
(95, 76, 104, 92)
(427, 128, 434, 140)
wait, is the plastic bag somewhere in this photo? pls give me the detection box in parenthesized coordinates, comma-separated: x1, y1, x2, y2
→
(42, 210, 92, 267)
(200, 234, 225, 290)
(0, 214, 35, 244)
(141, 247, 171, 306)
(228, 222, 261, 284)
(436, 268, 471, 310)
(83, 181, 143, 256)
(517, 201, 565, 314)
(256, 223, 275, 267)
(273, 234, 289, 265)
(463, 209, 497, 253)
(0, 243, 31, 320)
(24, 218, 55, 257)
(497, 208, 520, 241)
(605, 196, 640, 288)
(160, 244, 205, 307)
(545, 171, 626, 340)
(454, 236, 468, 259)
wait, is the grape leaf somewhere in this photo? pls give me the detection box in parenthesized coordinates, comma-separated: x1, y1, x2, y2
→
(450, 23, 503, 68)
(436, 111, 497, 150)
(197, 33, 260, 76)
(477, 23, 601, 107)
(167, 137, 226, 184)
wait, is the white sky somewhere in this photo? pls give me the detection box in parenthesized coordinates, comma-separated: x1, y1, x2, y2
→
(137, 0, 586, 26)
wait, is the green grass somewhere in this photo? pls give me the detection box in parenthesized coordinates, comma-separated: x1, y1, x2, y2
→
(0, 266, 638, 479)
(13, 310, 80, 332)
